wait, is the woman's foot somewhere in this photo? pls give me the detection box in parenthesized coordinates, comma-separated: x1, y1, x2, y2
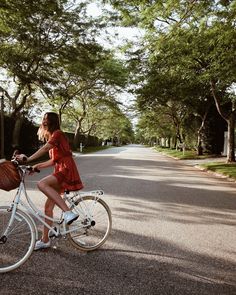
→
(34, 240, 51, 251)
(64, 211, 79, 225)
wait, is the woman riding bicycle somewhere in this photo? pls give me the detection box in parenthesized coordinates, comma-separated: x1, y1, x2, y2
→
(16, 112, 84, 250)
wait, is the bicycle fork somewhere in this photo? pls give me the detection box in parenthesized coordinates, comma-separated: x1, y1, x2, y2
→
(0, 205, 17, 244)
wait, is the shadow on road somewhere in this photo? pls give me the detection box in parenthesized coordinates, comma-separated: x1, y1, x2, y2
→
(1, 148, 236, 294)
(1, 228, 235, 295)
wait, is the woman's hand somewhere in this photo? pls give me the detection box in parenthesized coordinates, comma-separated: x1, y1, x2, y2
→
(32, 164, 40, 171)
(29, 164, 40, 175)
(15, 154, 28, 163)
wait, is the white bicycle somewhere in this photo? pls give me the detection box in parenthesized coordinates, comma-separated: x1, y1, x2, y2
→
(0, 161, 112, 273)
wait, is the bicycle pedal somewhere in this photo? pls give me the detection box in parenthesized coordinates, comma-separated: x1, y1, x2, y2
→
(48, 227, 58, 238)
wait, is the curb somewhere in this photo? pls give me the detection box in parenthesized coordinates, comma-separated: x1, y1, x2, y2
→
(155, 150, 236, 184)
(194, 165, 236, 183)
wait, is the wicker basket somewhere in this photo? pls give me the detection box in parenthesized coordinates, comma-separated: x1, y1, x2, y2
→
(0, 160, 21, 191)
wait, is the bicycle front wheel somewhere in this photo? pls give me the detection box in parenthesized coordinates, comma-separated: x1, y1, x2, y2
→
(67, 195, 112, 251)
(0, 206, 36, 273)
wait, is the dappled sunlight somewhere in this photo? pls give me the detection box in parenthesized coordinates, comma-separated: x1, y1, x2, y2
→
(112, 197, 236, 226)
(169, 182, 236, 192)
(160, 203, 236, 221)
(107, 194, 236, 280)
(4, 227, 234, 294)
(96, 169, 236, 195)
(171, 270, 227, 285)
(80, 152, 236, 196)
(1, 146, 236, 294)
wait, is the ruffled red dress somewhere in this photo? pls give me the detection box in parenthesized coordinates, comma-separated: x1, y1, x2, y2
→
(48, 130, 84, 193)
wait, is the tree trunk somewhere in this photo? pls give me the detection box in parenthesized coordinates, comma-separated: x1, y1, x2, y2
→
(197, 129, 204, 155)
(173, 135, 177, 149)
(167, 137, 171, 148)
(73, 124, 80, 149)
(210, 80, 235, 162)
(197, 138, 203, 155)
(196, 107, 209, 156)
(226, 114, 235, 163)
(12, 116, 24, 150)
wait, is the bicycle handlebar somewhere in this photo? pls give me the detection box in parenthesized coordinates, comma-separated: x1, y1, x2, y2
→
(11, 159, 40, 173)
(27, 166, 40, 173)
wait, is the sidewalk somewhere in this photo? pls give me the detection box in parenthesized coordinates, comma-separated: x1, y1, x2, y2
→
(179, 155, 227, 167)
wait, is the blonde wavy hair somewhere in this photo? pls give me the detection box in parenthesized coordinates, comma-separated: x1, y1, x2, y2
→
(37, 112, 60, 141)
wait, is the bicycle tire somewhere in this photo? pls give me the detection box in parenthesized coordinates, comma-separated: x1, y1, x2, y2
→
(67, 195, 112, 251)
(0, 206, 36, 273)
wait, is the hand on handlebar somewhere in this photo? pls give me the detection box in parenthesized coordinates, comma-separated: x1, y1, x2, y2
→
(28, 164, 40, 175)
(15, 154, 28, 163)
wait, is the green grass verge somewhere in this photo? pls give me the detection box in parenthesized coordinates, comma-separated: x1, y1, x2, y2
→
(154, 147, 212, 160)
(200, 162, 236, 180)
(154, 146, 236, 181)
(80, 145, 114, 154)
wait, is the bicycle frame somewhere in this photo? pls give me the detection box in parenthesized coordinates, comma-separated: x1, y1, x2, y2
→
(0, 161, 111, 273)
(3, 165, 104, 240)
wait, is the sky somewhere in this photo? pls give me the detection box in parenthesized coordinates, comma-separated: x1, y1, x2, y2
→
(86, 2, 143, 50)
(1, 1, 141, 127)
(86, 2, 142, 126)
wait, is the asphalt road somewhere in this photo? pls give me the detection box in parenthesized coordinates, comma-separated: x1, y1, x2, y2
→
(1, 144, 236, 295)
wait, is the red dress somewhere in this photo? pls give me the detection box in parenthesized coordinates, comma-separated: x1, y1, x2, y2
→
(48, 130, 84, 192)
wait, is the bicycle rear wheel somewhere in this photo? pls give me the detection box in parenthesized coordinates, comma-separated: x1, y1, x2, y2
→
(67, 195, 112, 251)
(0, 206, 36, 273)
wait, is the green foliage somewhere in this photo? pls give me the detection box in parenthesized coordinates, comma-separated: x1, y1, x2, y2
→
(154, 146, 201, 160)
(81, 145, 113, 153)
(107, 0, 236, 159)
(0, 0, 134, 151)
(95, 107, 134, 144)
(0, 0, 67, 115)
(200, 162, 236, 180)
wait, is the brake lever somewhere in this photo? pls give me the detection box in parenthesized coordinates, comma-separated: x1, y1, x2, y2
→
(27, 166, 40, 173)
(11, 158, 19, 166)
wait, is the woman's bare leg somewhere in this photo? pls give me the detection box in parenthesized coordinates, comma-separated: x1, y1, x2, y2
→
(37, 175, 78, 243)
(42, 199, 55, 243)
(38, 175, 70, 243)
(37, 175, 70, 212)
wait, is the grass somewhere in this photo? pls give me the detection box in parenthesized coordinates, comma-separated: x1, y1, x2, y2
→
(79, 145, 113, 154)
(154, 146, 214, 160)
(200, 162, 236, 180)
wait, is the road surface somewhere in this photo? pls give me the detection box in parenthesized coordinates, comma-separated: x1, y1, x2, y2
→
(1, 144, 236, 294)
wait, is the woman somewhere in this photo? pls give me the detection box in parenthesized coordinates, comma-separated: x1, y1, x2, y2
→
(17, 112, 84, 250)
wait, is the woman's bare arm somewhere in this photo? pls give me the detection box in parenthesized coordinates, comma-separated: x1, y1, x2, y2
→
(34, 159, 54, 170)
(27, 142, 53, 163)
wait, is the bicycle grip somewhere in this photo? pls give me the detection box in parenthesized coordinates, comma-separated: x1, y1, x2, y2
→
(34, 168, 40, 173)
(28, 166, 40, 173)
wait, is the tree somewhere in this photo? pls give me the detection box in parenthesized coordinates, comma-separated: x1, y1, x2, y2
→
(106, 0, 236, 161)
(0, 0, 70, 148)
(96, 107, 134, 145)
(135, 109, 176, 146)
(40, 44, 129, 147)
(0, 0, 126, 150)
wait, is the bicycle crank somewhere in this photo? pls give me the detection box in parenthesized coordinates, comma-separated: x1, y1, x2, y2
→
(0, 235, 7, 244)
